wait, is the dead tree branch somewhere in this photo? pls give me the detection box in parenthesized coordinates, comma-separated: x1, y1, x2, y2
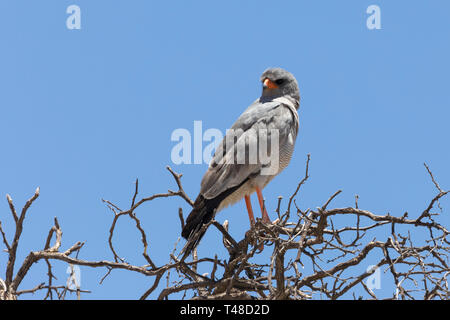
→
(0, 160, 448, 300)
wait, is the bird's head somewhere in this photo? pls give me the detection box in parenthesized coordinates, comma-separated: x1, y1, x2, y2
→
(260, 68, 300, 108)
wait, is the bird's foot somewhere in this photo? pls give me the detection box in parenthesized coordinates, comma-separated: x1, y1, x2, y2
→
(262, 216, 272, 224)
(245, 227, 265, 252)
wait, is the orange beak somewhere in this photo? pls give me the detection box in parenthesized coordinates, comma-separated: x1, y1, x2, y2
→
(263, 78, 278, 89)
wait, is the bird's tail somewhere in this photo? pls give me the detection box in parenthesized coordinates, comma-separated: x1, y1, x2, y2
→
(180, 178, 249, 260)
(181, 195, 217, 259)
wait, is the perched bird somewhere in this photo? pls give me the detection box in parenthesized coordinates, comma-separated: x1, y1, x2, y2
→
(181, 67, 300, 258)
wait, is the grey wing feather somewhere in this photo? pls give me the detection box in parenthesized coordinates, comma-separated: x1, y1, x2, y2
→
(200, 99, 299, 200)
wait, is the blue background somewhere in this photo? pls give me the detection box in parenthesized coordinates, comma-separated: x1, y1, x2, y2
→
(0, 1, 448, 299)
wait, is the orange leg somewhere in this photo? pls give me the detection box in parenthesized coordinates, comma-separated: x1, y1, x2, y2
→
(246, 193, 264, 252)
(245, 195, 255, 227)
(256, 187, 271, 223)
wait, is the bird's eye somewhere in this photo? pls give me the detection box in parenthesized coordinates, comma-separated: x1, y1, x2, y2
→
(275, 79, 285, 85)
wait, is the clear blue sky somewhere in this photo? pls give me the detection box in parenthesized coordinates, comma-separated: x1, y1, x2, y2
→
(0, 1, 449, 299)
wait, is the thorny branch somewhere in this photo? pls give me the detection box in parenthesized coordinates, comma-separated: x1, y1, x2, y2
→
(0, 160, 448, 300)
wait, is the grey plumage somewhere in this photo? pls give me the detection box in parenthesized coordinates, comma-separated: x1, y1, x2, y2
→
(181, 68, 300, 259)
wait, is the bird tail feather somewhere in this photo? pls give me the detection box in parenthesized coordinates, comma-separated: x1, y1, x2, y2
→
(180, 196, 216, 259)
(180, 177, 249, 260)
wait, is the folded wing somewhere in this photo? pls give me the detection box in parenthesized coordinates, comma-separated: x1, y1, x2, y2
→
(200, 98, 299, 200)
